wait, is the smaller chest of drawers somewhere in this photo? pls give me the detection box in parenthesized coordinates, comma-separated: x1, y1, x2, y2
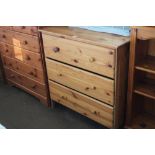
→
(0, 26, 50, 106)
(40, 26, 130, 128)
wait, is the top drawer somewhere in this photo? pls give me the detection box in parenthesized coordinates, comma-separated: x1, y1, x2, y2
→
(42, 34, 115, 78)
(12, 26, 38, 36)
(0, 28, 40, 52)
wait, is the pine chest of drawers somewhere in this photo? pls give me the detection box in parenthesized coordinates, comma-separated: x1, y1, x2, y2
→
(0, 26, 50, 106)
(40, 26, 130, 128)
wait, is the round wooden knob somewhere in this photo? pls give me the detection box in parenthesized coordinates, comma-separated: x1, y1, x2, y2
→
(6, 49, 9, 52)
(26, 55, 31, 60)
(53, 47, 60, 53)
(2, 34, 6, 38)
(109, 51, 113, 55)
(29, 71, 34, 75)
(24, 40, 28, 45)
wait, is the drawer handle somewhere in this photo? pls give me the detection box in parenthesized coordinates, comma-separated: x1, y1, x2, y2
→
(29, 71, 34, 75)
(53, 47, 60, 53)
(2, 34, 6, 38)
(89, 57, 95, 62)
(24, 40, 28, 45)
(26, 55, 31, 60)
(108, 64, 112, 68)
(21, 26, 26, 29)
(5, 49, 9, 52)
(109, 51, 113, 55)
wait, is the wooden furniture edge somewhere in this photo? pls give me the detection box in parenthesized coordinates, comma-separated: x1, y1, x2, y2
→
(39, 27, 130, 50)
(114, 42, 129, 128)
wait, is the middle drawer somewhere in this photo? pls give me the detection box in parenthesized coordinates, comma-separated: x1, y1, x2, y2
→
(2, 56, 45, 83)
(46, 59, 114, 105)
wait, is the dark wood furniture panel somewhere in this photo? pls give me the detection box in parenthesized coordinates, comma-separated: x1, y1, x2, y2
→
(126, 26, 155, 128)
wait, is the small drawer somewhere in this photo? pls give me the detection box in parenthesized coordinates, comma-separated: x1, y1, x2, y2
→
(12, 26, 38, 36)
(2, 56, 45, 83)
(0, 28, 40, 52)
(0, 42, 42, 69)
(46, 59, 114, 105)
(42, 34, 115, 78)
(137, 28, 155, 40)
(4, 67, 46, 96)
(49, 81, 113, 128)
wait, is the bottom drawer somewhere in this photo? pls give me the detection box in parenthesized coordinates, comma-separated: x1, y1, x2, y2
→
(49, 81, 113, 128)
(4, 67, 46, 97)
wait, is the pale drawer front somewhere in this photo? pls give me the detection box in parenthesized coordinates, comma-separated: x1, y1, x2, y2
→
(5, 67, 46, 96)
(0, 42, 42, 69)
(12, 26, 38, 36)
(46, 59, 114, 105)
(43, 34, 115, 78)
(49, 81, 113, 128)
(2, 56, 45, 83)
(0, 28, 40, 52)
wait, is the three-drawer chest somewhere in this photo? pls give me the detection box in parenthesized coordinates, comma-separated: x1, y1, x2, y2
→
(40, 26, 130, 128)
(0, 26, 50, 106)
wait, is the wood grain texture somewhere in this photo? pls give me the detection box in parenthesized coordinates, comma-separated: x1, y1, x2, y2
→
(7, 79, 48, 106)
(43, 34, 115, 78)
(126, 28, 137, 125)
(126, 26, 155, 128)
(137, 27, 155, 40)
(39, 26, 130, 49)
(49, 81, 113, 128)
(0, 42, 43, 69)
(41, 26, 130, 128)
(2, 56, 44, 83)
(46, 59, 114, 105)
(0, 28, 40, 52)
(12, 26, 38, 36)
(114, 43, 129, 128)
(134, 82, 155, 100)
(0, 26, 51, 107)
(135, 56, 155, 74)
(4, 67, 46, 96)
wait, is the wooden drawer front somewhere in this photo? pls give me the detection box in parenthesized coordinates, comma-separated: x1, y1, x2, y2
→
(0, 42, 42, 69)
(49, 81, 113, 128)
(43, 34, 115, 78)
(137, 28, 155, 40)
(2, 56, 44, 83)
(46, 59, 114, 105)
(0, 29, 40, 52)
(12, 26, 38, 36)
(5, 68, 46, 96)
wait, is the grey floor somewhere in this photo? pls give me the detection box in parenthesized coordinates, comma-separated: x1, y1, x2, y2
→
(0, 79, 105, 129)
